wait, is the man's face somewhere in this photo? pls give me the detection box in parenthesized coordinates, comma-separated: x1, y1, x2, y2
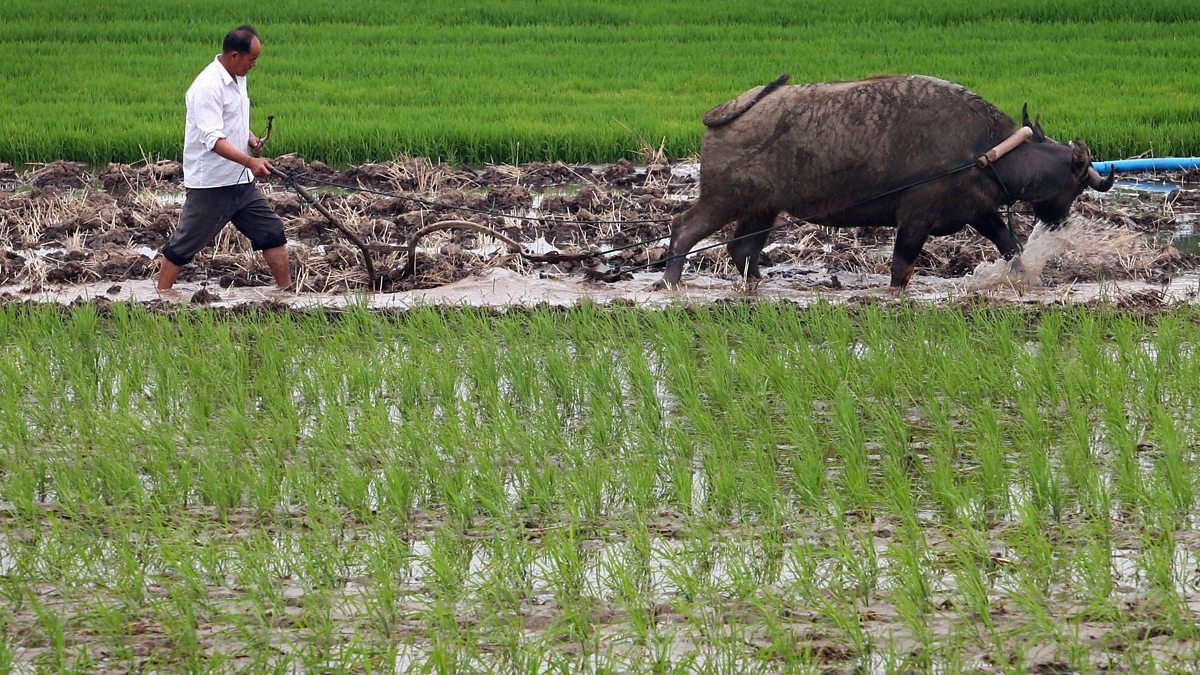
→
(225, 37, 262, 77)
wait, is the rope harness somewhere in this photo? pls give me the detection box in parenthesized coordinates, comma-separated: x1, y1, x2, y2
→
(270, 168, 379, 289)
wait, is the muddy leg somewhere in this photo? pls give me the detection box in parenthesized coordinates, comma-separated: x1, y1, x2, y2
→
(655, 198, 737, 289)
(969, 212, 1019, 259)
(262, 245, 292, 289)
(157, 258, 184, 290)
(727, 211, 779, 280)
(890, 223, 934, 288)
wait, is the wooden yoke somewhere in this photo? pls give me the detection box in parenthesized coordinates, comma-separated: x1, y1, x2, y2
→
(976, 126, 1033, 168)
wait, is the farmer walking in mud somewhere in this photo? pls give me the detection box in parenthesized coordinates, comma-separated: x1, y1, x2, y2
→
(158, 24, 291, 292)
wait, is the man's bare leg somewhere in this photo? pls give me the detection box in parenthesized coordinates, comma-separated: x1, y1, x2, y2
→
(157, 259, 184, 290)
(262, 245, 292, 289)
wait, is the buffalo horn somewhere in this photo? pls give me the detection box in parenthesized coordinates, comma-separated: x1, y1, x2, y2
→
(1086, 167, 1116, 191)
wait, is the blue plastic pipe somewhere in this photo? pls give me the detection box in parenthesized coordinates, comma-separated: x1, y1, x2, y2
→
(1092, 157, 1200, 173)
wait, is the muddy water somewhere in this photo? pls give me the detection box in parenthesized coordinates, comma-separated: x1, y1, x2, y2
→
(4, 264, 1198, 311)
(964, 216, 1146, 292)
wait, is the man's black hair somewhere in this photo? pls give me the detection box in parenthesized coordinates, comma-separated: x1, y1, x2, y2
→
(222, 24, 259, 54)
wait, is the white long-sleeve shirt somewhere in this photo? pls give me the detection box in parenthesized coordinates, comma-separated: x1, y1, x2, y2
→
(182, 56, 253, 188)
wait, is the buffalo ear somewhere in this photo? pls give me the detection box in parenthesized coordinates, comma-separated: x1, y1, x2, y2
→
(1032, 115, 1046, 142)
(1022, 103, 1047, 142)
(1070, 138, 1092, 173)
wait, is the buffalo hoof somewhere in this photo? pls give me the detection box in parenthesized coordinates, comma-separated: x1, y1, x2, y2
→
(735, 277, 761, 294)
(650, 278, 681, 291)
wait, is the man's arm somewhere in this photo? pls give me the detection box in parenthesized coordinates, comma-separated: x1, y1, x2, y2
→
(212, 138, 273, 177)
(190, 87, 273, 177)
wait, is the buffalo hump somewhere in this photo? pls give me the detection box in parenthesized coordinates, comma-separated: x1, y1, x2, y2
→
(702, 73, 791, 128)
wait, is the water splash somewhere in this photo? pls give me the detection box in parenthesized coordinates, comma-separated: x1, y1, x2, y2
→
(962, 215, 1142, 292)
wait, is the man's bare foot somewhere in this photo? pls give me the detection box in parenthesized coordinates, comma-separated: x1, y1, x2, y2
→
(155, 287, 186, 302)
(266, 285, 297, 301)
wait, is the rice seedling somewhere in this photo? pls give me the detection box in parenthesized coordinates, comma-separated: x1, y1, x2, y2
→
(2, 301, 1200, 669)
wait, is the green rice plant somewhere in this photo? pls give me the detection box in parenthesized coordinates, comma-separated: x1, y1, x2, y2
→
(1060, 404, 1104, 517)
(159, 576, 204, 667)
(1149, 402, 1195, 515)
(740, 453, 785, 530)
(362, 525, 411, 639)
(541, 527, 596, 647)
(468, 448, 514, 524)
(195, 448, 246, 521)
(923, 396, 972, 520)
(970, 403, 1011, 517)
(948, 521, 995, 632)
(1136, 519, 1192, 636)
(618, 433, 662, 514)
(29, 594, 67, 672)
(600, 526, 656, 644)
(227, 544, 282, 660)
(659, 433, 698, 518)
(1005, 499, 1056, 634)
(832, 385, 871, 512)
(7, 302, 1200, 668)
(564, 454, 610, 523)
(697, 428, 743, 519)
(790, 544, 869, 662)
(845, 522, 881, 604)
(658, 524, 716, 607)
(1, 455, 44, 522)
(294, 587, 342, 671)
(1100, 374, 1144, 514)
(1015, 381, 1062, 521)
(877, 419, 920, 535)
(783, 415, 826, 511)
(1071, 519, 1119, 621)
(886, 527, 933, 661)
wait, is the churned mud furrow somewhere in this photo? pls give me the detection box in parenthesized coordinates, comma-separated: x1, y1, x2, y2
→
(1, 157, 1198, 307)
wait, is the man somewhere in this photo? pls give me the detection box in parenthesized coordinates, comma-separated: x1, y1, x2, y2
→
(158, 24, 291, 291)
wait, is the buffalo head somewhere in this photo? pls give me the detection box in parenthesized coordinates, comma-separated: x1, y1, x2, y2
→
(1001, 105, 1116, 223)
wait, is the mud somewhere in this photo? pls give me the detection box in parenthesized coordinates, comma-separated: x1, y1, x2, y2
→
(1, 157, 1198, 307)
(26, 160, 90, 191)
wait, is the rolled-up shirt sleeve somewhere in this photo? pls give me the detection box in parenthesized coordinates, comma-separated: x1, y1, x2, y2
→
(189, 86, 226, 151)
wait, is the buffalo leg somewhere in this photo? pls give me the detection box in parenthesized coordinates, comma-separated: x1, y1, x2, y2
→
(727, 210, 779, 279)
(969, 212, 1019, 259)
(890, 223, 934, 288)
(656, 198, 739, 288)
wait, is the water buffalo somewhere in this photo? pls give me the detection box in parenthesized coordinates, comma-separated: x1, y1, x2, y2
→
(656, 74, 1115, 289)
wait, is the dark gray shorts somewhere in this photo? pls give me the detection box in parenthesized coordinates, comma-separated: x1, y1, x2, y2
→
(162, 182, 287, 266)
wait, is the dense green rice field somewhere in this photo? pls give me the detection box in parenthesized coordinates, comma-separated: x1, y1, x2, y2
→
(2, 0, 1199, 164)
(4, 301, 1200, 670)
